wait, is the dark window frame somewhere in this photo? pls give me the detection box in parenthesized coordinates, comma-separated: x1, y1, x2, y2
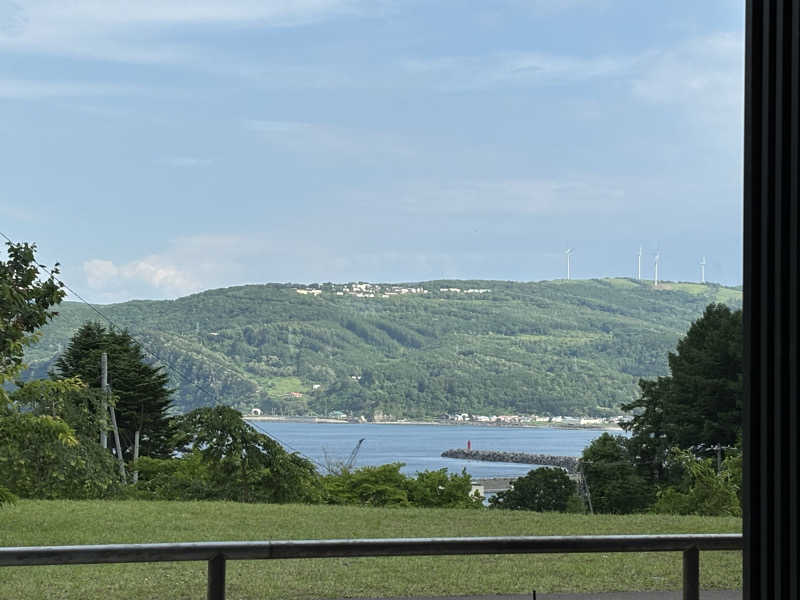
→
(743, 1, 799, 597)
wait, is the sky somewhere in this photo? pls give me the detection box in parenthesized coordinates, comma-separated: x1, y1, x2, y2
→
(1, 0, 745, 303)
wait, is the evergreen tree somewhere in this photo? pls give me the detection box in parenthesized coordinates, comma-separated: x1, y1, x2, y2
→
(580, 433, 654, 514)
(53, 322, 174, 459)
(622, 303, 742, 482)
(489, 467, 576, 512)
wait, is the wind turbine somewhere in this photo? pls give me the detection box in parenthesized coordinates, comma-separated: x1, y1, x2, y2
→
(653, 252, 661, 287)
(700, 256, 707, 284)
(637, 246, 643, 280)
(565, 248, 574, 280)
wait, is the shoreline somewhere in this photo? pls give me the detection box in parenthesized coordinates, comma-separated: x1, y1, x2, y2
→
(245, 415, 623, 431)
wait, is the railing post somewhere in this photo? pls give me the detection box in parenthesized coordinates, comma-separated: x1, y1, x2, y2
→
(207, 554, 226, 600)
(682, 546, 699, 600)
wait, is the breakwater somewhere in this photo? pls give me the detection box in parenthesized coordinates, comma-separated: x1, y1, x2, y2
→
(441, 449, 578, 473)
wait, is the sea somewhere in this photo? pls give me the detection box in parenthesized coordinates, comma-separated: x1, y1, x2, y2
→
(249, 421, 622, 478)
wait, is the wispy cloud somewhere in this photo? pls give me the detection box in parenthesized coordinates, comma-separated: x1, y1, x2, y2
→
(244, 119, 414, 160)
(0, 78, 141, 98)
(157, 156, 213, 168)
(394, 178, 628, 217)
(632, 32, 744, 127)
(0, 0, 373, 64)
(82, 234, 316, 301)
(399, 51, 639, 91)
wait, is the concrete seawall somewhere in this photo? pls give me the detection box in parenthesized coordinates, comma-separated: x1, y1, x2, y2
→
(441, 448, 578, 473)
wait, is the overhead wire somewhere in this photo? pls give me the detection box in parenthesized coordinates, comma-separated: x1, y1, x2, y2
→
(1, 231, 325, 469)
(0, 229, 223, 406)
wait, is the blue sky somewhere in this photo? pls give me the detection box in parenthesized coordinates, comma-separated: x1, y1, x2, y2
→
(1, 0, 745, 303)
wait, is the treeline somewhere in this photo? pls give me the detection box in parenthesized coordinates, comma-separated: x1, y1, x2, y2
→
(0, 243, 478, 509)
(2, 243, 743, 518)
(24, 278, 741, 418)
(490, 304, 743, 518)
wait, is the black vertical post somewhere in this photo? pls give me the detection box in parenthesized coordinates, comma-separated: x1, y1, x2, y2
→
(207, 554, 226, 600)
(744, 1, 800, 599)
(682, 547, 699, 600)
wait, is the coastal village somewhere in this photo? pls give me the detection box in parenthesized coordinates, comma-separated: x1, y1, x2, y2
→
(248, 407, 626, 428)
(295, 283, 492, 298)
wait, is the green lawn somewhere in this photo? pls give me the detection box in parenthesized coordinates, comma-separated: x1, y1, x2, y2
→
(0, 501, 741, 600)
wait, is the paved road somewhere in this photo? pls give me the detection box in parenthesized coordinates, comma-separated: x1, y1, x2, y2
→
(341, 592, 741, 600)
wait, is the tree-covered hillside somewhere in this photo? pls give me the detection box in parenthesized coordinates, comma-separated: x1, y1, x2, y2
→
(21, 278, 741, 419)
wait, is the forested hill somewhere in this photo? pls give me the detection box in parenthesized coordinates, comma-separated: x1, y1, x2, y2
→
(21, 278, 741, 419)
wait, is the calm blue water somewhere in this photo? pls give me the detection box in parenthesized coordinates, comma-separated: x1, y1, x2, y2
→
(250, 421, 620, 478)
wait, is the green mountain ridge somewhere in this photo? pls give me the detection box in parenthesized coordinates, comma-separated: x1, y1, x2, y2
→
(21, 278, 742, 419)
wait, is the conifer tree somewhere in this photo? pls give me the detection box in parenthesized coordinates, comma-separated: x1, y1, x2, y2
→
(54, 322, 174, 459)
(622, 303, 743, 482)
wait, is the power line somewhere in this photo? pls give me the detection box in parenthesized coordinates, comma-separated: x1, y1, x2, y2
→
(247, 421, 325, 470)
(1, 232, 324, 468)
(0, 229, 224, 406)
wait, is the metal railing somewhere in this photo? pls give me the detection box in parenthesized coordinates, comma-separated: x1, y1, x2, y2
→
(0, 534, 742, 600)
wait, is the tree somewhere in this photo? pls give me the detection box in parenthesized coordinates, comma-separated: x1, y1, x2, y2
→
(652, 448, 742, 517)
(11, 377, 107, 441)
(406, 468, 482, 509)
(323, 463, 411, 507)
(0, 241, 64, 387)
(622, 303, 743, 482)
(156, 406, 321, 503)
(0, 242, 118, 501)
(53, 322, 174, 460)
(1, 382, 120, 499)
(489, 467, 576, 512)
(580, 433, 654, 514)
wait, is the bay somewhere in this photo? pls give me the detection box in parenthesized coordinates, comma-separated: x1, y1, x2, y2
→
(250, 421, 620, 478)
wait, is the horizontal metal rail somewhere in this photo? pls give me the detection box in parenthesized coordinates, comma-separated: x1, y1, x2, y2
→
(0, 534, 742, 600)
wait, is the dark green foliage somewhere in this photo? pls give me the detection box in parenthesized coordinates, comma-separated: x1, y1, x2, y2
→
(489, 467, 577, 512)
(652, 448, 742, 517)
(322, 464, 482, 508)
(11, 377, 107, 442)
(144, 406, 321, 503)
(0, 410, 119, 499)
(0, 243, 119, 500)
(323, 463, 411, 507)
(23, 280, 741, 417)
(622, 304, 743, 482)
(406, 468, 481, 508)
(0, 241, 64, 384)
(0, 486, 16, 506)
(53, 322, 174, 459)
(580, 433, 655, 514)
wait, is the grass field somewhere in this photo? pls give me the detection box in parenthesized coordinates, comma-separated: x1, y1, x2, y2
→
(0, 501, 742, 600)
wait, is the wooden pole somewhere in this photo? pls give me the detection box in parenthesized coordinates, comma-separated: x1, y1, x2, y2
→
(108, 401, 126, 481)
(132, 430, 140, 484)
(100, 352, 108, 449)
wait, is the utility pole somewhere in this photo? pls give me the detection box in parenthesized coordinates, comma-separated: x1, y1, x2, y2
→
(102, 352, 126, 481)
(132, 430, 140, 484)
(100, 352, 108, 449)
(108, 395, 126, 481)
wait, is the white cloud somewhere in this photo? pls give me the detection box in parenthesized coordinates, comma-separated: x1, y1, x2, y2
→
(632, 32, 744, 127)
(84, 255, 198, 297)
(0, 0, 371, 64)
(22, 0, 364, 27)
(81, 234, 314, 301)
